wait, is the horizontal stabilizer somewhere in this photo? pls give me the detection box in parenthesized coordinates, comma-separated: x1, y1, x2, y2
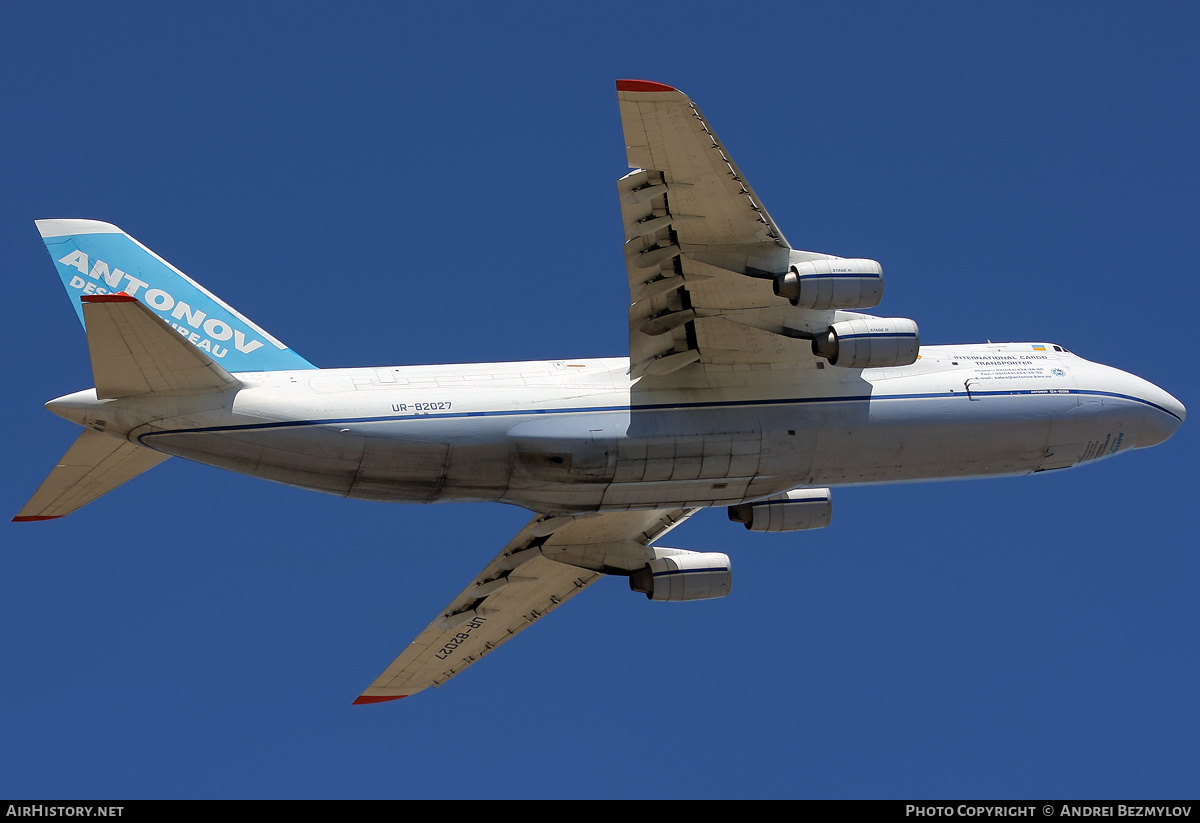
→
(83, 293, 241, 398)
(13, 429, 170, 521)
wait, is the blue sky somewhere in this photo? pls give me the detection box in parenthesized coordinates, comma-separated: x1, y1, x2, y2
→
(2, 1, 1196, 799)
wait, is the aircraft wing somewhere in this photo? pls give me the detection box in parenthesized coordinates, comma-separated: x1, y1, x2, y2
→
(617, 80, 846, 379)
(354, 507, 696, 702)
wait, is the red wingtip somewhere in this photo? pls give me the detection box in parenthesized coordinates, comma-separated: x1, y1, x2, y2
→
(12, 515, 62, 522)
(81, 292, 135, 303)
(616, 79, 677, 93)
(352, 694, 407, 705)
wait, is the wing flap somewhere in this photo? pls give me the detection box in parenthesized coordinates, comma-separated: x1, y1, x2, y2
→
(13, 429, 170, 521)
(82, 294, 240, 398)
(355, 507, 696, 702)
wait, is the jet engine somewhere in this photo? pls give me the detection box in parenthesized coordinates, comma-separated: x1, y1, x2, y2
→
(629, 549, 732, 601)
(810, 317, 920, 368)
(727, 488, 832, 532)
(773, 259, 883, 310)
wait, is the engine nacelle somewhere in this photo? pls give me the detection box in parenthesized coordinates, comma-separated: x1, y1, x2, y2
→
(773, 258, 883, 310)
(728, 488, 832, 532)
(811, 317, 920, 368)
(629, 549, 732, 602)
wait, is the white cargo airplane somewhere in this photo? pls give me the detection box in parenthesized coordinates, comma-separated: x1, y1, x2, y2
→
(16, 80, 1184, 703)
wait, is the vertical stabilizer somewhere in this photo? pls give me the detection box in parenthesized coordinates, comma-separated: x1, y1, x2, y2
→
(37, 219, 315, 373)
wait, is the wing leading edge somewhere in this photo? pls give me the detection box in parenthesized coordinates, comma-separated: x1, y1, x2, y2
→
(354, 508, 696, 702)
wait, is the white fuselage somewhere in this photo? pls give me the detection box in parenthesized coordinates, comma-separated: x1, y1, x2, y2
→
(48, 342, 1184, 516)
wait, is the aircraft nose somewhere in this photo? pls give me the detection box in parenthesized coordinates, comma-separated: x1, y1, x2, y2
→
(1080, 362, 1184, 450)
(1134, 381, 1185, 448)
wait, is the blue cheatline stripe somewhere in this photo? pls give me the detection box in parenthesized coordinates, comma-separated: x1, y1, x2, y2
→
(652, 566, 728, 577)
(134, 386, 1181, 447)
(799, 273, 878, 279)
(754, 497, 829, 506)
(963, 388, 1182, 420)
(838, 333, 918, 340)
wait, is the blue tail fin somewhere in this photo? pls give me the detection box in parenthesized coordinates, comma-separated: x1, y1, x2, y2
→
(37, 219, 316, 373)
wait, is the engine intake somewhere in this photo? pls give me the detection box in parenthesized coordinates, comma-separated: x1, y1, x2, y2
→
(811, 317, 920, 368)
(728, 488, 832, 532)
(629, 550, 732, 601)
(774, 259, 883, 310)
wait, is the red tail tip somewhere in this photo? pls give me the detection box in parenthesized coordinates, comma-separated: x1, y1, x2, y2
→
(616, 79, 677, 93)
(352, 694, 407, 705)
(81, 292, 136, 303)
